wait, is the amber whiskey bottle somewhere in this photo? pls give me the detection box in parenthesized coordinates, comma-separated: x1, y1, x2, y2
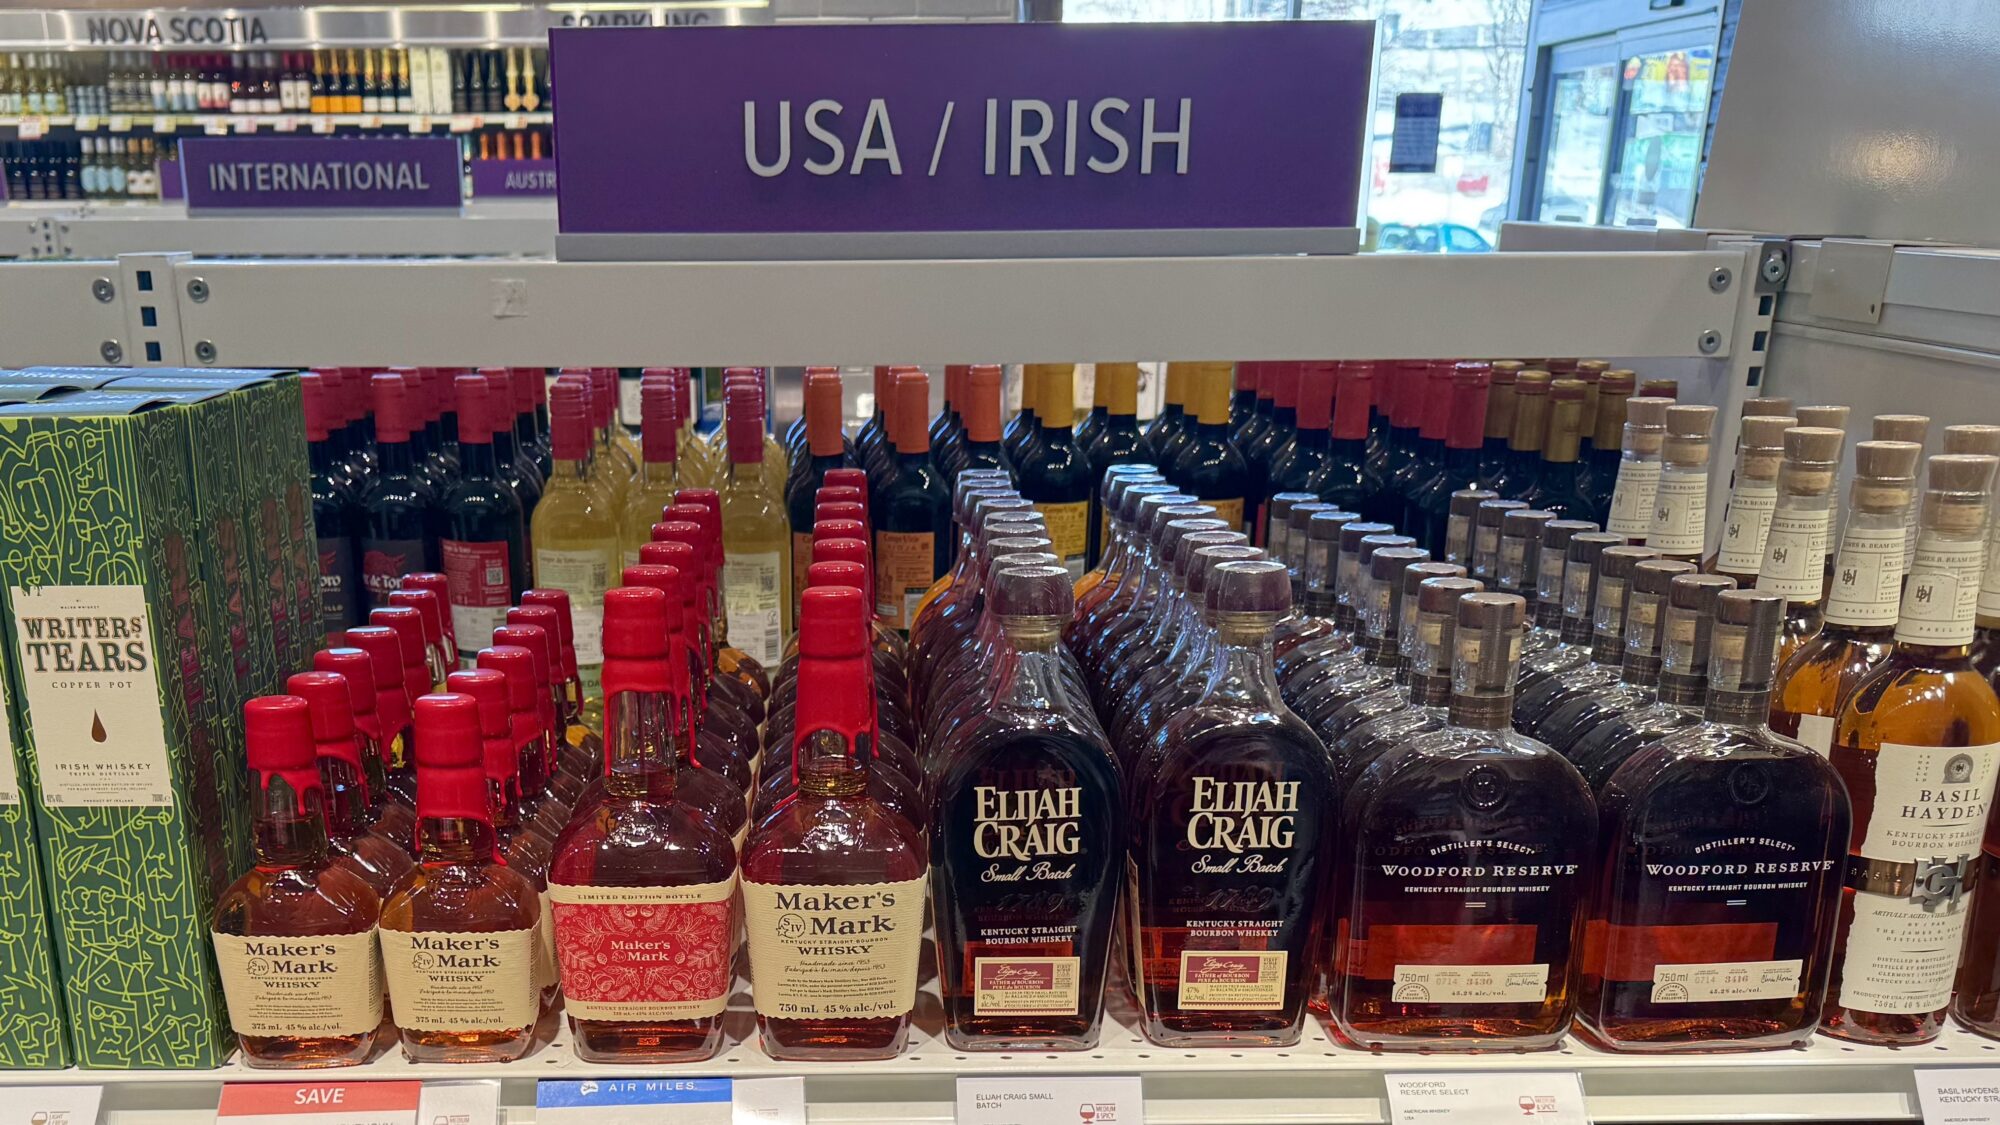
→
(1580, 589, 1849, 1053)
(379, 692, 542, 1063)
(1129, 559, 1335, 1046)
(287, 671, 414, 901)
(1768, 440, 1924, 754)
(743, 585, 929, 1060)
(211, 696, 383, 1068)
(548, 585, 739, 1063)
(932, 565, 1123, 1050)
(1822, 453, 2000, 1045)
(1331, 592, 1595, 1051)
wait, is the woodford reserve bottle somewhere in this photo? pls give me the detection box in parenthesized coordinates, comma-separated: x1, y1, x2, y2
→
(211, 695, 383, 1068)
(1822, 453, 2000, 1044)
(378, 691, 542, 1063)
(1331, 592, 1595, 1051)
(1580, 590, 1849, 1053)
(1129, 559, 1335, 1046)
(742, 584, 929, 1060)
(931, 564, 1123, 1050)
(548, 585, 738, 1063)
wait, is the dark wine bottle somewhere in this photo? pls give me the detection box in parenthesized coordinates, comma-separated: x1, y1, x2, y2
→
(1240, 361, 1299, 548)
(1166, 362, 1251, 535)
(303, 373, 365, 640)
(784, 371, 858, 614)
(949, 364, 1012, 487)
(1084, 362, 1148, 567)
(1015, 364, 1095, 579)
(872, 371, 952, 633)
(358, 373, 444, 611)
(437, 374, 530, 663)
(1405, 363, 1492, 552)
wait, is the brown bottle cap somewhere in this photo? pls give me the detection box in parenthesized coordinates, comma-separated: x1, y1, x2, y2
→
(1662, 573, 1737, 677)
(1639, 379, 1679, 398)
(1784, 425, 1847, 465)
(1419, 574, 1483, 614)
(1598, 544, 1660, 582)
(1671, 571, 1738, 613)
(1403, 561, 1467, 601)
(1741, 396, 1794, 418)
(1308, 509, 1359, 542)
(1944, 424, 2000, 458)
(990, 564, 1075, 621)
(1175, 531, 1248, 581)
(1505, 509, 1556, 539)
(1357, 532, 1417, 568)
(1371, 544, 1432, 584)
(1157, 517, 1230, 567)
(1336, 523, 1393, 556)
(1856, 436, 1920, 480)
(1794, 405, 1850, 431)
(1633, 558, 1698, 597)
(1478, 498, 1527, 530)
(1456, 591, 1526, 646)
(1190, 545, 1265, 599)
(1210, 558, 1293, 617)
(1568, 530, 1624, 568)
(1739, 414, 1797, 450)
(1450, 489, 1498, 518)
(1873, 413, 1931, 444)
(1925, 453, 1999, 495)
(1543, 518, 1601, 553)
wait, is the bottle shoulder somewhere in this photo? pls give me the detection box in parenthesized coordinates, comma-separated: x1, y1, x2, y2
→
(213, 862, 381, 934)
(1837, 652, 2000, 743)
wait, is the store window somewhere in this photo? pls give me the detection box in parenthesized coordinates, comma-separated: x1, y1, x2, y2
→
(1061, 0, 1529, 253)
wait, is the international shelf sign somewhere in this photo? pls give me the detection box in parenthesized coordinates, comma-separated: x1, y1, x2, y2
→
(180, 136, 462, 212)
(549, 22, 1375, 259)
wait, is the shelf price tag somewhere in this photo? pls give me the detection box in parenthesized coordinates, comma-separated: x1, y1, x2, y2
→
(449, 115, 482, 133)
(312, 116, 335, 134)
(108, 115, 131, 132)
(234, 119, 258, 135)
(274, 118, 298, 133)
(416, 1081, 499, 1125)
(17, 116, 45, 140)
(0, 1086, 104, 1125)
(151, 115, 175, 133)
(73, 115, 98, 131)
(217, 1081, 422, 1125)
(1385, 1071, 1586, 1123)
(203, 117, 229, 135)
(956, 1075, 1144, 1125)
(407, 116, 431, 133)
(1918, 1069, 2000, 1123)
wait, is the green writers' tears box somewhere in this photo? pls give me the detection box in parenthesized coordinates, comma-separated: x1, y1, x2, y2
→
(0, 392, 237, 1068)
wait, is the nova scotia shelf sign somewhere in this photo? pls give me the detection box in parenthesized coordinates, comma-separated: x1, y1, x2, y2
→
(180, 136, 463, 212)
(550, 22, 1374, 260)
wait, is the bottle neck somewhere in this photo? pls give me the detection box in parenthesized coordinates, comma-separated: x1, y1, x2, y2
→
(606, 687, 681, 800)
(1201, 616, 1288, 712)
(1448, 687, 1513, 731)
(316, 757, 369, 841)
(1704, 685, 1772, 727)
(551, 457, 591, 492)
(378, 436, 420, 476)
(994, 622, 1078, 713)
(414, 810, 495, 866)
(309, 440, 343, 481)
(252, 775, 331, 870)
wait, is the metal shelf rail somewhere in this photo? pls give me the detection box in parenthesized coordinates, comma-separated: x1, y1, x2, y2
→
(0, 984, 1984, 1125)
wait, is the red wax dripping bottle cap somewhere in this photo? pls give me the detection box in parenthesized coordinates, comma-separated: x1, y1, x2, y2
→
(245, 695, 323, 803)
(476, 645, 541, 717)
(311, 647, 380, 730)
(343, 626, 412, 733)
(386, 589, 447, 649)
(815, 501, 866, 526)
(286, 671, 363, 773)
(502, 608, 567, 687)
(601, 585, 679, 697)
(519, 590, 581, 681)
(413, 693, 490, 823)
(369, 606, 431, 700)
(808, 560, 868, 591)
(445, 669, 516, 782)
(799, 585, 868, 659)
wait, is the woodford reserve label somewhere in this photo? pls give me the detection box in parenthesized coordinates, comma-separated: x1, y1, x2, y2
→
(211, 929, 383, 1039)
(741, 877, 927, 1020)
(379, 926, 538, 1033)
(547, 879, 736, 1021)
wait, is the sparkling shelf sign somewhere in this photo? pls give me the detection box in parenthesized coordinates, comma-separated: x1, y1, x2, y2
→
(549, 22, 1374, 260)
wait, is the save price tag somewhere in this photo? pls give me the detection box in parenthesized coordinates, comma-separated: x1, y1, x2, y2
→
(1385, 1071, 1587, 1123)
(956, 1075, 1144, 1125)
(1918, 1069, 2000, 1123)
(218, 1081, 421, 1125)
(0, 1086, 103, 1125)
(539, 1079, 807, 1125)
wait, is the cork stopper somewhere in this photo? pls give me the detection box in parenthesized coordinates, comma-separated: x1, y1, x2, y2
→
(1174, 531, 1248, 582)
(1542, 518, 1601, 555)
(1210, 559, 1294, 621)
(1795, 405, 1851, 432)
(1709, 589, 1786, 698)
(1854, 440, 1922, 484)
(1266, 492, 1314, 535)
(1451, 489, 1498, 518)
(1779, 426, 1847, 498)
(1739, 414, 1797, 451)
(1660, 573, 1738, 682)
(1340, 521, 1396, 553)
(1664, 405, 1717, 467)
(1625, 396, 1671, 429)
(1634, 557, 1698, 597)
(1742, 396, 1794, 418)
(990, 564, 1076, 627)
(1944, 425, 2000, 458)
(1309, 509, 1357, 543)
(1926, 453, 1998, 495)
(1915, 455, 1999, 538)
(1872, 414, 1931, 444)
(1407, 576, 1483, 693)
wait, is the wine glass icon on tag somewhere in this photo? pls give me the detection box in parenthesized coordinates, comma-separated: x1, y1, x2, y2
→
(1078, 1105, 1098, 1123)
(1518, 1095, 1538, 1116)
